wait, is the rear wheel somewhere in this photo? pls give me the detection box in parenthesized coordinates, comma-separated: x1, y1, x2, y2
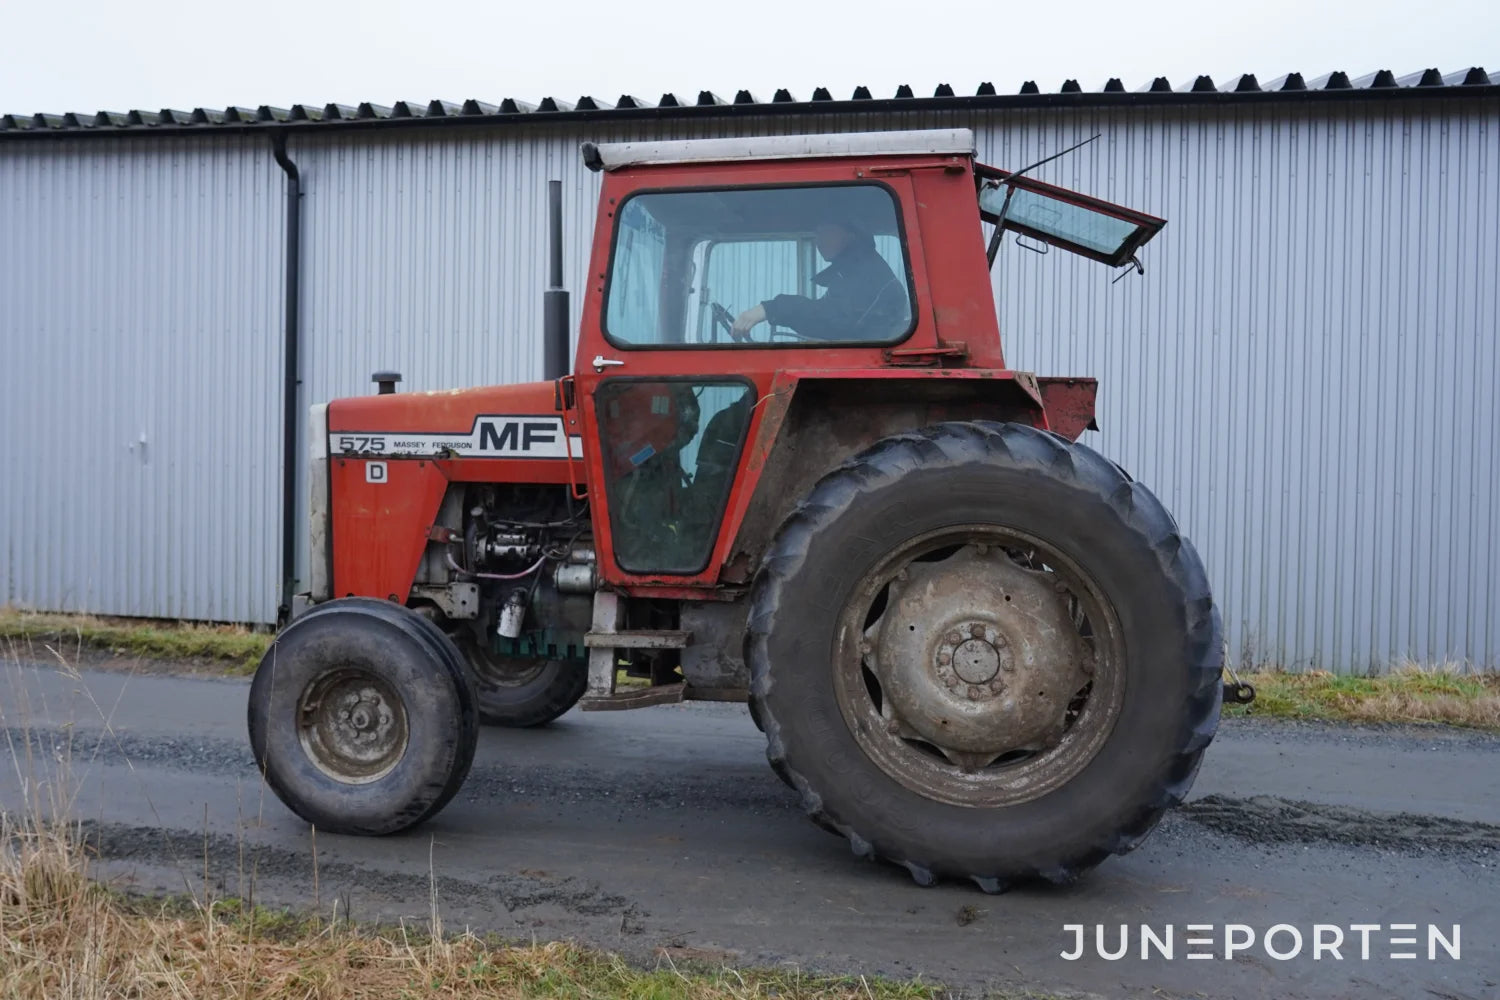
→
(248, 598, 478, 835)
(747, 421, 1222, 889)
(460, 641, 587, 727)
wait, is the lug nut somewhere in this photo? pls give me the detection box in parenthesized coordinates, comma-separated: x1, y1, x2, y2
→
(968, 685, 983, 700)
(969, 623, 984, 638)
(947, 630, 963, 644)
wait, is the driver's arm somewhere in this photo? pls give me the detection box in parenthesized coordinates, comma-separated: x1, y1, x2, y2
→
(752, 288, 860, 340)
(730, 302, 766, 340)
(733, 293, 838, 339)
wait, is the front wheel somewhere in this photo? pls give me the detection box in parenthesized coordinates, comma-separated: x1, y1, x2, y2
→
(747, 421, 1222, 889)
(248, 598, 478, 835)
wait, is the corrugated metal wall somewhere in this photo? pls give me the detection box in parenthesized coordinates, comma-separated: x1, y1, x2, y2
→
(0, 137, 284, 623)
(4, 100, 1496, 669)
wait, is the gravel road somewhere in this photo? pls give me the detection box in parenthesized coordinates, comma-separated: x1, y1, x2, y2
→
(1, 663, 1495, 999)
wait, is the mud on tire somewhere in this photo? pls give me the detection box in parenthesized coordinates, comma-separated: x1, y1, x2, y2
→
(746, 421, 1222, 889)
(248, 598, 479, 836)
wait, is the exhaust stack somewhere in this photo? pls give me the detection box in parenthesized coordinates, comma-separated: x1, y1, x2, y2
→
(543, 180, 570, 381)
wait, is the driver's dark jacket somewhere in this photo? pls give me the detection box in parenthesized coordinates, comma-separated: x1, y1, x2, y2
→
(759, 238, 909, 341)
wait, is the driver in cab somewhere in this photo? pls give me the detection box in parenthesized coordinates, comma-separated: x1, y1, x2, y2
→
(730, 219, 908, 342)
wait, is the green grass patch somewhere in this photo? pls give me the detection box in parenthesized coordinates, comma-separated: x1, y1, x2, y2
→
(1225, 667, 1500, 730)
(0, 607, 269, 673)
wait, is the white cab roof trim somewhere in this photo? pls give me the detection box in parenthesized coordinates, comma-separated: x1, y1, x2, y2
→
(582, 129, 975, 171)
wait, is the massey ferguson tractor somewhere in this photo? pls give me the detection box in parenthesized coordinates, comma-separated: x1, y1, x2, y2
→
(248, 128, 1231, 890)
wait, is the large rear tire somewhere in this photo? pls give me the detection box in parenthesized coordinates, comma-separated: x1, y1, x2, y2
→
(460, 641, 587, 727)
(248, 598, 479, 835)
(746, 421, 1222, 889)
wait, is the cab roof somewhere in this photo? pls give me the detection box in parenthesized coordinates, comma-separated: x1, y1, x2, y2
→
(581, 128, 975, 172)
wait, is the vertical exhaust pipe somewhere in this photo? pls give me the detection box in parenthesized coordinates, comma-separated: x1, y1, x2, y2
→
(271, 131, 303, 624)
(543, 180, 570, 381)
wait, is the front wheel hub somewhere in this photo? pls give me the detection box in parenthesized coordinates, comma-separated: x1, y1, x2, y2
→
(297, 668, 410, 784)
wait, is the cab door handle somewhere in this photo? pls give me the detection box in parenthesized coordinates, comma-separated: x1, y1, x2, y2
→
(591, 355, 625, 372)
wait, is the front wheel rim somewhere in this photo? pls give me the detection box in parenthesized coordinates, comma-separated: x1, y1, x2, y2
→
(296, 668, 410, 784)
(833, 524, 1125, 808)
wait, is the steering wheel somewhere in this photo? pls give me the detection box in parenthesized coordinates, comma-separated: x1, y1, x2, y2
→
(711, 299, 821, 343)
(710, 301, 737, 342)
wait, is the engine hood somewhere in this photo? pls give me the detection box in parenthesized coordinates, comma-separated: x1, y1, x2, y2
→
(328, 380, 558, 433)
(326, 380, 575, 460)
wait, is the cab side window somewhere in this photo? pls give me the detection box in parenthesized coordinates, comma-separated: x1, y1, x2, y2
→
(604, 185, 914, 348)
(605, 199, 668, 343)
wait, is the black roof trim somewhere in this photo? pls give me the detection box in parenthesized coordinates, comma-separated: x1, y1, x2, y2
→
(5, 69, 1496, 138)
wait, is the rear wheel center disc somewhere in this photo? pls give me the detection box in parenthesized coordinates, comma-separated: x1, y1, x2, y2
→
(839, 527, 1124, 807)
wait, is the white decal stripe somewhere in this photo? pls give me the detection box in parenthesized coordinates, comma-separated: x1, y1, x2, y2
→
(330, 414, 580, 460)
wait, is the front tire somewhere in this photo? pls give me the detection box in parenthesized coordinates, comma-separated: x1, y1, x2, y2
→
(248, 598, 479, 836)
(747, 421, 1222, 889)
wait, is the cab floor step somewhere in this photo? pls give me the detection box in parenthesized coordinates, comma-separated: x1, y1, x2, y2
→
(583, 629, 691, 649)
(579, 681, 686, 711)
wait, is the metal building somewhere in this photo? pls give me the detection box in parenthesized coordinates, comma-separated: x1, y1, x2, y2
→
(3, 69, 1497, 670)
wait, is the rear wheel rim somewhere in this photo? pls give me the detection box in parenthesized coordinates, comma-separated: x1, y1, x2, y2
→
(833, 524, 1125, 808)
(296, 668, 410, 784)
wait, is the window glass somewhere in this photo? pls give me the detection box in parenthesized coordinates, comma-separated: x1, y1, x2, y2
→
(977, 180, 1156, 265)
(597, 379, 754, 573)
(605, 199, 668, 343)
(606, 185, 913, 347)
(996, 188, 1138, 255)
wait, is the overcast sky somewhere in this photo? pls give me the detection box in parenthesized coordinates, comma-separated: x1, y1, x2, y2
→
(2, 0, 1495, 115)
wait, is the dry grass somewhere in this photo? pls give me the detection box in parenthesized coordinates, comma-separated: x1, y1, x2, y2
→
(0, 607, 269, 673)
(1226, 665, 1500, 730)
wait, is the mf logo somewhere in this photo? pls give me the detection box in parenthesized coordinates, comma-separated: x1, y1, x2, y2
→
(477, 419, 559, 452)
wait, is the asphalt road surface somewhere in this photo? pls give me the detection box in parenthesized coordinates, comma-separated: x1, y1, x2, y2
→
(1, 662, 1496, 999)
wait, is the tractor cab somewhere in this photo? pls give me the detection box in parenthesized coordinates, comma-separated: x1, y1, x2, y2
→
(568, 129, 1164, 588)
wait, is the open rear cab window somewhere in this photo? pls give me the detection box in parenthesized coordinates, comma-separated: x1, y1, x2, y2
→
(975, 164, 1165, 268)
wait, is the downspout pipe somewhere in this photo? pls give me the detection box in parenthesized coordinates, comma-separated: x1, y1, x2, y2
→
(272, 132, 302, 623)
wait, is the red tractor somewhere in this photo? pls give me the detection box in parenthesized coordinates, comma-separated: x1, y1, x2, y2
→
(248, 128, 1230, 890)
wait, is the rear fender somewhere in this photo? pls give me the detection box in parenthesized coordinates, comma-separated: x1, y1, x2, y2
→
(719, 372, 1045, 585)
(1034, 377, 1100, 440)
